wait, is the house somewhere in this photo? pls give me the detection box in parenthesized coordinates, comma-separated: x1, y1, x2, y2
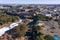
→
(25, 9, 33, 12)
(45, 13, 52, 17)
(52, 14, 60, 20)
(36, 20, 45, 26)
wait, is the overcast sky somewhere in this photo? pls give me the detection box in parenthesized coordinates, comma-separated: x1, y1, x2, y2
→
(0, 0, 60, 4)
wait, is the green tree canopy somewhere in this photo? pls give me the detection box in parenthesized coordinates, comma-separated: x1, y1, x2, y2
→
(44, 35, 54, 40)
(36, 14, 52, 21)
(34, 25, 41, 32)
(34, 32, 44, 40)
(0, 13, 19, 25)
(13, 24, 28, 37)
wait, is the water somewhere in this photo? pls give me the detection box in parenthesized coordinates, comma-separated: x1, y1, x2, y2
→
(54, 35, 59, 40)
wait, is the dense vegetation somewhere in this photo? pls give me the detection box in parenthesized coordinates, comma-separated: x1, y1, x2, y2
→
(58, 20, 60, 25)
(0, 12, 19, 25)
(33, 25, 43, 34)
(44, 35, 54, 40)
(35, 32, 44, 40)
(33, 24, 54, 40)
(13, 24, 28, 37)
(35, 34, 54, 40)
(36, 14, 52, 21)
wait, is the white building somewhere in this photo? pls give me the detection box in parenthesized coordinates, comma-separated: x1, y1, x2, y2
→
(45, 13, 52, 17)
(36, 20, 45, 26)
(0, 6, 10, 9)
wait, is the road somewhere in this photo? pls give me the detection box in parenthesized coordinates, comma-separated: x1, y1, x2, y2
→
(0, 19, 22, 36)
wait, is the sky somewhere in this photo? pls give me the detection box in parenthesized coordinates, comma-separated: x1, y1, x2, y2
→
(0, 0, 60, 4)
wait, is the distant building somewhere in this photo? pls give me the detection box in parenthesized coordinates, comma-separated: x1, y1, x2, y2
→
(36, 20, 45, 26)
(52, 14, 60, 20)
(45, 13, 52, 17)
(0, 6, 10, 9)
(25, 9, 32, 12)
(45, 12, 52, 17)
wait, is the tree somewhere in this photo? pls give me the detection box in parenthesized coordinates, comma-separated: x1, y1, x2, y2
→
(36, 14, 52, 21)
(13, 24, 28, 37)
(0, 21, 3, 25)
(33, 25, 42, 34)
(0, 13, 19, 25)
(34, 32, 44, 40)
(35, 36, 42, 40)
(0, 12, 20, 39)
(58, 20, 60, 25)
(36, 14, 47, 21)
(44, 35, 54, 40)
